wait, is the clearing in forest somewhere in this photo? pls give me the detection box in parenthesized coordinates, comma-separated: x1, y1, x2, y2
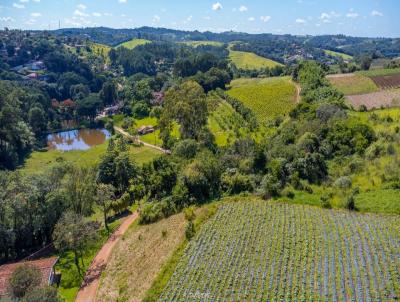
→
(159, 200, 400, 302)
(116, 38, 151, 49)
(227, 77, 296, 122)
(229, 50, 283, 70)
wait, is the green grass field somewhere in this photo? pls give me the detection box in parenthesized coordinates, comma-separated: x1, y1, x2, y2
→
(324, 49, 353, 60)
(227, 77, 296, 122)
(158, 199, 400, 301)
(357, 67, 400, 77)
(116, 38, 151, 49)
(19, 141, 161, 174)
(229, 50, 283, 70)
(328, 74, 379, 95)
(183, 41, 224, 47)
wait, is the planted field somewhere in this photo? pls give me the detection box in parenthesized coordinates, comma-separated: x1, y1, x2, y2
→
(357, 67, 400, 77)
(347, 89, 400, 110)
(229, 50, 283, 70)
(324, 49, 353, 61)
(159, 200, 400, 302)
(227, 77, 296, 122)
(371, 74, 400, 89)
(116, 38, 151, 49)
(328, 74, 378, 95)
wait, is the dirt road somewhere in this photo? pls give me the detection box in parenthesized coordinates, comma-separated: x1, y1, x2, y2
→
(114, 126, 170, 154)
(75, 212, 139, 302)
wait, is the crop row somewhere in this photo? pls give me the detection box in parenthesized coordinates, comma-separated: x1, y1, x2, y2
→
(159, 200, 400, 302)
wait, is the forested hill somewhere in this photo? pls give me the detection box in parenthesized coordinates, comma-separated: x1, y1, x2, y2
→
(52, 26, 400, 58)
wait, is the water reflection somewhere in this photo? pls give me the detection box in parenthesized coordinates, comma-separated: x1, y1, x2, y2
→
(47, 128, 111, 151)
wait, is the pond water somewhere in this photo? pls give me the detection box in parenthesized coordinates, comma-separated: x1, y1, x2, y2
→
(47, 128, 111, 151)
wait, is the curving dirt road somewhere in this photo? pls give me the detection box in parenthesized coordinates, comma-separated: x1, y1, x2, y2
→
(113, 126, 170, 154)
(75, 212, 138, 302)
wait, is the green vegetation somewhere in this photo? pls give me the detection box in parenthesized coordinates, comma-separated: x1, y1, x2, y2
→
(227, 77, 296, 122)
(116, 38, 151, 49)
(183, 41, 224, 47)
(357, 67, 400, 77)
(323, 49, 353, 60)
(229, 50, 283, 70)
(159, 199, 400, 301)
(19, 141, 161, 174)
(328, 74, 379, 95)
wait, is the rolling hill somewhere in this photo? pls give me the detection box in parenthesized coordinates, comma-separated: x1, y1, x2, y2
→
(229, 50, 283, 70)
(116, 38, 151, 49)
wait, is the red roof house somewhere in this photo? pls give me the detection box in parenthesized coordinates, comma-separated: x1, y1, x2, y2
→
(0, 257, 59, 297)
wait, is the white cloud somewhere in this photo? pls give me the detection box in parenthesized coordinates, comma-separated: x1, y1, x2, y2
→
(104, 12, 112, 16)
(92, 12, 102, 17)
(248, 17, 255, 21)
(152, 14, 160, 23)
(296, 18, 306, 24)
(0, 17, 15, 22)
(371, 10, 383, 17)
(20, 0, 29, 3)
(32, 0, 40, 2)
(346, 12, 359, 18)
(239, 5, 248, 12)
(13, 3, 25, 9)
(186, 15, 192, 22)
(212, 2, 222, 11)
(260, 15, 271, 22)
(30, 12, 42, 17)
(119, 0, 127, 3)
(74, 9, 88, 17)
(77, 4, 86, 10)
(320, 12, 330, 20)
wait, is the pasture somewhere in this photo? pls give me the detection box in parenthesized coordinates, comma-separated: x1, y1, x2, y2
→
(19, 141, 162, 174)
(116, 38, 151, 49)
(159, 200, 400, 302)
(229, 50, 283, 70)
(357, 67, 400, 77)
(227, 77, 296, 122)
(327, 74, 378, 95)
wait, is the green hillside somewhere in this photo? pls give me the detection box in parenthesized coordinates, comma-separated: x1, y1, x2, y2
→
(227, 77, 296, 122)
(324, 49, 353, 60)
(183, 40, 224, 47)
(229, 50, 283, 70)
(116, 38, 151, 49)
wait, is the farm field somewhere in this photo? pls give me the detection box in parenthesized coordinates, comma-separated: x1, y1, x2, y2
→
(371, 74, 400, 89)
(159, 200, 400, 302)
(116, 38, 151, 49)
(19, 141, 161, 174)
(357, 67, 400, 77)
(346, 89, 400, 110)
(323, 49, 353, 61)
(227, 77, 296, 122)
(327, 74, 378, 95)
(229, 50, 283, 70)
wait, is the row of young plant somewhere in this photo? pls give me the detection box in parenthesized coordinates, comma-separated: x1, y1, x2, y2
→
(158, 200, 400, 301)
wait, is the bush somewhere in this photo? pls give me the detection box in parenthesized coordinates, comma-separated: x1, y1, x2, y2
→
(8, 264, 41, 299)
(334, 176, 352, 190)
(344, 194, 356, 211)
(185, 221, 195, 240)
(320, 195, 332, 209)
(21, 286, 62, 302)
(260, 174, 282, 199)
(139, 201, 173, 224)
(172, 139, 198, 159)
(221, 172, 253, 195)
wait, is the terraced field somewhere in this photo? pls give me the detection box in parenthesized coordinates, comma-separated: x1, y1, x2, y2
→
(159, 200, 400, 302)
(229, 50, 283, 70)
(227, 77, 296, 122)
(116, 38, 151, 49)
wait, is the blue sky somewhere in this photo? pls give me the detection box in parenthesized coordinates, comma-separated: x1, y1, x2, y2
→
(0, 0, 399, 37)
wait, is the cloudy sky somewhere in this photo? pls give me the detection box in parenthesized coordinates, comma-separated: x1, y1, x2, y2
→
(0, 0, 399, 37)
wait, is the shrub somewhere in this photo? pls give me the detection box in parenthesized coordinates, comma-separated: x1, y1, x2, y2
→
(344, 194, 356, 211)
(260, 174, 282, 199)
(320, 195, 332, 209)
(185, 221, 195, 240)
(172, 139, 198, 159)
(21, 286, 62, 302)
(221, 172, 253, 195)
(8, 264, 41, 299)
(334, 176, 352, 190)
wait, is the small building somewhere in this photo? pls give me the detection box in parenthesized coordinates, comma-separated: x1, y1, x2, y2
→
(137, 125, 155, 135)
(0, 257, 59, 298)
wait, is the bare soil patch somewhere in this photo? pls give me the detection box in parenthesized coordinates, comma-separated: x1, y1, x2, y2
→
(347, 90, 400, 110)
(96, 213, 187, 302)
(371, 74, 400, 89)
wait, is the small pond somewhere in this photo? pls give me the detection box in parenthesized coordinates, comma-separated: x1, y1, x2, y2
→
(47, 128, 111, 151)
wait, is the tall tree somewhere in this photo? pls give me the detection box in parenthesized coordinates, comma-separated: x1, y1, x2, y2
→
(95, 183, 115, 235)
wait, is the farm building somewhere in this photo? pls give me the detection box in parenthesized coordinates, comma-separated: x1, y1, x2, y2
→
(0, 257, 59, 298)
(137, 125, 155, 135)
